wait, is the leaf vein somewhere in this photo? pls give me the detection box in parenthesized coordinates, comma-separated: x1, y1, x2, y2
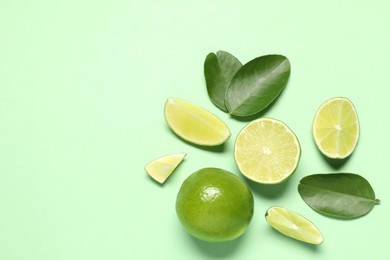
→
(299, 183, 375, 203)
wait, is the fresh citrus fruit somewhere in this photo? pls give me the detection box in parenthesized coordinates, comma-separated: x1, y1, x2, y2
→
(265, 207, 324, 245)
(164, 98, 231, 146)
(312, 97, 359, 159)
(176, 168, 254, 242)
(145, 153, 186, 184)
(234, 118, 301, 184)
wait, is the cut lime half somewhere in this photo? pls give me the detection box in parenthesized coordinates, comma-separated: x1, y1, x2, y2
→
(234, 118, 301, 184)
(145, 152, 186, 184)
(313, 97, 359, 159)
(164, 98, 231, 146)
(265, 207, 324, 245)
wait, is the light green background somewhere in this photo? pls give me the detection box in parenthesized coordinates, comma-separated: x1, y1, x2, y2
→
(1, 1, 389, 259)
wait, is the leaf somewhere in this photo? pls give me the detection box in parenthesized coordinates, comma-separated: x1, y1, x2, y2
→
(225, 54, 290, 117)
(204, 51, 242, 112)
(298, 173, 379, 219)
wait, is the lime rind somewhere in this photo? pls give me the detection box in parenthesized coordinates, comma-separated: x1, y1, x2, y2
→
(234, 118, 301, 184)
(164, 98, 231, 146)
(265, 206, 324, 245)
(313, 97, 359, 159)
(176, 168, 254, 242)
(145, 152, 186, 184)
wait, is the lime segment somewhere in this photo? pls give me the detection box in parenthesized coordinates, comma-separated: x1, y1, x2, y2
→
(145, 153, 186, 184)
(234, 118, 301, 184)
(164, 98, 231, 146)
(265, 207, 324, 245)
(313, 97, 359, 159)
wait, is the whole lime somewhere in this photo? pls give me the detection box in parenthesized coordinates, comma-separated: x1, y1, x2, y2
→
(176, 168, 254, 242)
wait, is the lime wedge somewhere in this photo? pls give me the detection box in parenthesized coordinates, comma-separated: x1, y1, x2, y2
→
(234, 118, 300, 184)
(145, 153, 186, 184)
(313, 97, 359, 159)
(265, 207, 324, 245)
(164, 98, 231, 146)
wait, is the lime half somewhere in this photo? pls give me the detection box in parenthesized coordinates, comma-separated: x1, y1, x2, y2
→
(234, 118, 301, 184)
(265, 207, 324, 245)
(145, 153, 186, 184)
(313, 97, 359, 159)
(164, 98, 231, 146)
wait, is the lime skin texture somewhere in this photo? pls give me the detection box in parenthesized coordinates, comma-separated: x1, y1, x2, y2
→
(176, 168, 254, 242)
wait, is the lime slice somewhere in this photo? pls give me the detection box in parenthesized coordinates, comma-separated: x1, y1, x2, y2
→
(265, 207, 324, 245)
(313, 97, 359, 159)
(164, 98, 231, 146)
(145, 152, 186, 184)
(234, 118, 300, 184)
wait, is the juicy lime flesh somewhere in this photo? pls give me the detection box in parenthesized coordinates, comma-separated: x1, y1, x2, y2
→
(164, 98, 231, 146)
(234, 118, 301, 184)
(176, 168, 254, 242)
(145, 153, 186, 184)
(266, 207, 324, 245)
(313, 97, 359, 159)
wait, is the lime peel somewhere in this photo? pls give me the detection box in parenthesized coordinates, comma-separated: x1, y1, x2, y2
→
(176, 168, 254, 242)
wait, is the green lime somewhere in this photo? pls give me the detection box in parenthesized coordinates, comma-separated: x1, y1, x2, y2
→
(176, 168, 254, 242)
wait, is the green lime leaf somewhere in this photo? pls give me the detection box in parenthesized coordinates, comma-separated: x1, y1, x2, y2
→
(204, 51, 242, 112)
(225, 54, 290, 117)
(298, 173, 379, 219)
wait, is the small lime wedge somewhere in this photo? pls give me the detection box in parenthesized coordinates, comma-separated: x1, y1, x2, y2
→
(313, 97, 359, 159)
(145, 153, 186, 184)
(265, 207, 324, 245)
(164, 98, 231, 146)
(234, 118, 300, 184)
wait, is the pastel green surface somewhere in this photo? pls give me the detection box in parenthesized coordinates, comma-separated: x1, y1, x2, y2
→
(0, 1, 389, 260)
